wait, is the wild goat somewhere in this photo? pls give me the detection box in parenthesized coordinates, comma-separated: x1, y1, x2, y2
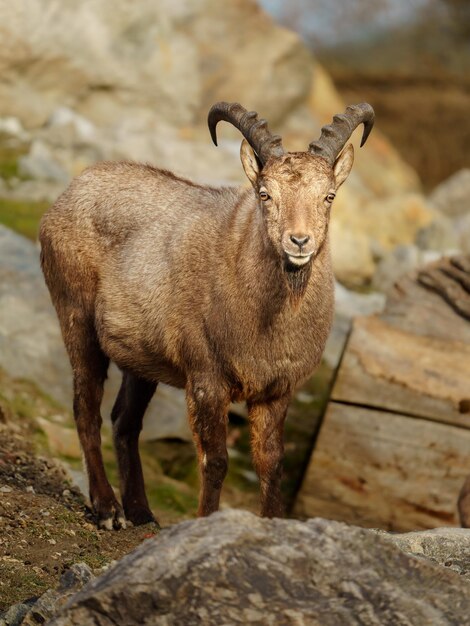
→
(40, 101, 374, 529)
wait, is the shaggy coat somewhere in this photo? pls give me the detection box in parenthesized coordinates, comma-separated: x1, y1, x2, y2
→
(39, 103, 368, 529)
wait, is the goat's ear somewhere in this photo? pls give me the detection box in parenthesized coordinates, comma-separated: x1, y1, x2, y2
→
(240, 139, 260, 187)
(333, 143, 354, 189)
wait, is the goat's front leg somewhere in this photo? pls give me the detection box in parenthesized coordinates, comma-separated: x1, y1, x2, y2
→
(187, 377, 230, 517)
(248, 395, 290, 518)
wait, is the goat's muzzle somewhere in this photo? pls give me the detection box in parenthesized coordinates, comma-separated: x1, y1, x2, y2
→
(282, 232, 316, 266)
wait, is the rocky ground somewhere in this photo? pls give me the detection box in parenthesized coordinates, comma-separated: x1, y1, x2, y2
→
(0, 370, 160, 613)
(4, 510, 470, 626)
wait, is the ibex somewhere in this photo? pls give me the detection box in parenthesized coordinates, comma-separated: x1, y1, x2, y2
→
(40, 101, 374, 529)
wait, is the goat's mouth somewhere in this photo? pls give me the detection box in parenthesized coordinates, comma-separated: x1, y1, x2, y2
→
(285, 252, 313, 267)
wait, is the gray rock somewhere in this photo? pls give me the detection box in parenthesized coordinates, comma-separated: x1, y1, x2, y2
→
(48, 510, 470, 626)
(0, 225, 192, 441)
(0, 116, 28, 141)
(372, 244, 421, 292)
(18, 140, 70, 183)
(429, 168, 470, 218)
(323, 282, 385, 368)
(371, 244, 457, 294)
(20, 564, 94, 626)
(415, 215, 460, 253)
(378, 527, 470, 581)
(0, 601, 34, 626)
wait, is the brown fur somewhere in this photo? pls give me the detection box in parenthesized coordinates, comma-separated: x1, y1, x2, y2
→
(39, 141, 354, 528)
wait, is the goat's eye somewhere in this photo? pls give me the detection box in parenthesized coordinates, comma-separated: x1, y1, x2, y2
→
(259, 190, 270, 201)
(326, 193, 336, 203)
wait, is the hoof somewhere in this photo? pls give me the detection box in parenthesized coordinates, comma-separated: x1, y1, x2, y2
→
(125, 506, 160, 529)
(93, 499, 127, 531)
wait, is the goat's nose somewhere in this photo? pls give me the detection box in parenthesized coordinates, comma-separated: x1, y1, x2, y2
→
(290, 234, 310, 248)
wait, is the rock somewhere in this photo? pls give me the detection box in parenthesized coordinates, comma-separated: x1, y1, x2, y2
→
(371, 243, 458, 293)
(372, 244, 421, 292)
(330, 193, 434, 286)
(429, 168, 470, 218)
(329, 217, 376, 286)
(0, 600, 35, 626)
(35, 418, 81, 459)
(18, 140, 70, 183)
(0, 0, 428, 284)
(378, 527, 470, 580)
(47, 510, 470, 626)
(0, 225, 192, 441)
(0, 116, 28, 141)
(323, 282, 385, 369)
(20, 563, 94, 626)
(415, 214, 461, 253)
(46, 107, 96, 145)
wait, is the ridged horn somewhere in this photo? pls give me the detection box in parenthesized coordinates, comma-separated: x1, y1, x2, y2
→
(208, 102, 285, 166)
(308, 103, 375, 164)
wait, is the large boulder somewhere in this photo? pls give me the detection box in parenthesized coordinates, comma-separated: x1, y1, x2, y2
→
(429, 169, 470, 218)
(46, 510, 470, 626)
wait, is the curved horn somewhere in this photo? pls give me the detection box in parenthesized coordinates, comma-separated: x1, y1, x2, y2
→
(308, 103, 375, 164)
(208, 102, 285, 166)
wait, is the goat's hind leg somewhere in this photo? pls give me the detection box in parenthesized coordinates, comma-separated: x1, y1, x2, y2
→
(67, 321, 126, 530)
(111, 372, 158, 527)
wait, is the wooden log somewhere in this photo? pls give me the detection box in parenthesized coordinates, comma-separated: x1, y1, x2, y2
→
(332, 315, 470, 427)
(294, 403, 470, 531)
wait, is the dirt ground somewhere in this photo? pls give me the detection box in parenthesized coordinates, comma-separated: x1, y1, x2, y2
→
(0, 405, 160, 612)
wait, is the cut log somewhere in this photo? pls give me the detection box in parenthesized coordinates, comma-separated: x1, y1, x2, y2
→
(332, 315, 470, 426)
(295, 403, 470, 531)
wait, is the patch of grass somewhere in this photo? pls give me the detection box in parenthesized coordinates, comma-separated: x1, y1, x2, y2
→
(0, 197, 49, 240)
(146, 482, 198, 516)
(0, 369, 69, 456)
(0, 138, 28, 181)
(0, 566, 49, 609)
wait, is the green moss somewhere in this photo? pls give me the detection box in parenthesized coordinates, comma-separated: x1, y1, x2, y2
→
(0, 138, 28, 181)
(0, 369, 70, 456)
(146, 482, 198, 515)
(0, 197, 49, 240)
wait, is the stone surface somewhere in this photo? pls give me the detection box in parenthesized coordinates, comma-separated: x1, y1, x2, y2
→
(323, 282, 385, 369)
(429, 168, 470, 218)
(0, 565, 93, 626)
(21, 564, 93, 626)
(0, 225, 192, 441)
(415, 214, 461, 253)
(378, 527, 470, 581)
(46, 510, 470, 626)
(18, 140, 69, 183)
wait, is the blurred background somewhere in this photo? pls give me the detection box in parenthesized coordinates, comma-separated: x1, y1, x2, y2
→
(0, 0, 469, 546)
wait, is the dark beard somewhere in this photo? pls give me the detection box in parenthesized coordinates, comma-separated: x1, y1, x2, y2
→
(284, 260, 312, 304)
